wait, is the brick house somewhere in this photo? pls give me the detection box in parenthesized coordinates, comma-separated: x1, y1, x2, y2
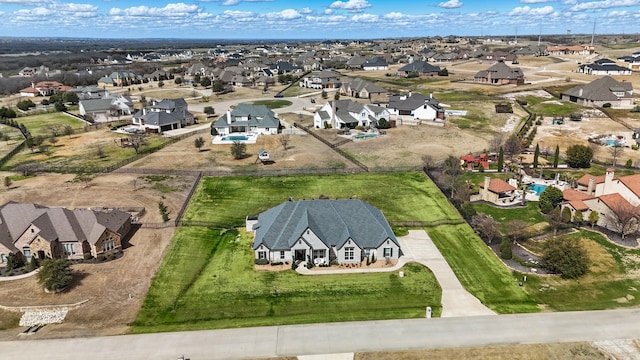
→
(0, 202, 132, 266)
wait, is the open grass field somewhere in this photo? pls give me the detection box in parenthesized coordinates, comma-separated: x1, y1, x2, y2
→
(15, 112, 86, 137)
(182, 172, 462, 227)
(522, 230, 640, 311)
(249, 99, 292, 109)
(427, 224, 539, 313)
(132, 228, 442, 333)
(472, 202, 547, 233)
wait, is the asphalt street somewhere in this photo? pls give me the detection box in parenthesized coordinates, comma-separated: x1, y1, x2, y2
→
(2, 309, 640, 360)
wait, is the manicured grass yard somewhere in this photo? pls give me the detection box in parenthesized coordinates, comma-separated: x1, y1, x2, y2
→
(133, 228, 442, 333)
(16, 112, 86, 136)
(521, 230, 640, 311)
(135, 172, 538, 333)
(249, 99, 292, 109)
(182, 172, 463, 227)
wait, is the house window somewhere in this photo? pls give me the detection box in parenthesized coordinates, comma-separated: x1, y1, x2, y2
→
(280, 250, 285, 259)
(62, 243, 76, 256)
(31, 228, 34, 233)
(0, 253, 6, 263)
(345, 247, 354, 260)
(258, 251, 267, 259)
(23, 247, 31, 261)
(102, 238, 115, 253)
(383, 247, 393, 258)
(313, 249, 325, 259)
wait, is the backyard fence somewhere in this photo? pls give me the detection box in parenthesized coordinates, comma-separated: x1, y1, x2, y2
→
(293, 122, 369, 171)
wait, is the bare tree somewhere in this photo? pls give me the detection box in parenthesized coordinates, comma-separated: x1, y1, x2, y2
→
(279, 133, 291, 151)
(609, 145, 623, 167)
(421, 154, 437, 171)
(471, 213, 501, 244)
(128, 133, 147, 155)
(506, 219, 528, 243)
(503, 134, 522, 161)
(607, 201, 639, 240)
(440, 154, 462, 198)
(489, 133, 505, 153)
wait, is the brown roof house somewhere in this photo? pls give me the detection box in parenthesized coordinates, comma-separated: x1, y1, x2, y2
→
(475, 177, 517, 204)
(474, 60, 524, 85)
(561, 76, 634, 109)
(0, 202, 132, 266)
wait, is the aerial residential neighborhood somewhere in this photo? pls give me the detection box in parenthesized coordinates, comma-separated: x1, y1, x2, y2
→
(2, 13, 640, 360)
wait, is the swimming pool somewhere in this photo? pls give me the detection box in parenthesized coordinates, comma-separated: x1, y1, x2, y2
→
(529, 183, 548, 196)
(354, 133, 377, 139)
(222, 135, 249, 141)
(606, 139, 621, 147)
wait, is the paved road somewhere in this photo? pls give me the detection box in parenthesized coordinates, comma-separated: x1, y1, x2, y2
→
(2, 309, 640, 359)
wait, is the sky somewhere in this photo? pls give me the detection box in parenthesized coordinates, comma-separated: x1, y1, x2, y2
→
(0, 0, 639, 39)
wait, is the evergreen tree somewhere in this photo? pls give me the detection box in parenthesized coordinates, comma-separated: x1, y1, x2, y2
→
(553, 145, 559, 168)
(533, 143, 540, 168)
(588, 211, 599, 228)
(497, 146, 504, 172)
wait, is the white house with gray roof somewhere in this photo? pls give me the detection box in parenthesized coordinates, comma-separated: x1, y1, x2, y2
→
(212, 103, 280, 136)
(250, 199, 400, 264)
(132, 98, 194, 133)
(387, 93, 445, 122)
(314, 100, 390, 129)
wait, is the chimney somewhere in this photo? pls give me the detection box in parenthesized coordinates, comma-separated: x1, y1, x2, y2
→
(587, 178, 595, 195)
(331, 101, 336, 128)
(603, 168, 614, 195)
(429, 92, 433, 99)
(579, 88, 583, 97)
(226, 109, 232, 125)
(483, 176, 491, 200)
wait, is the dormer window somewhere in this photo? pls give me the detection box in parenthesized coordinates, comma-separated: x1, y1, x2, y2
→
(31, 228, 34, 233)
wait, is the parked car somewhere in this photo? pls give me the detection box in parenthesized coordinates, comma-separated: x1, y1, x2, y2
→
(274, 93, 284, 98)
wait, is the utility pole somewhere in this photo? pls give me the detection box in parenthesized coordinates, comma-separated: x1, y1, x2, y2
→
(590, 19, 596, 46)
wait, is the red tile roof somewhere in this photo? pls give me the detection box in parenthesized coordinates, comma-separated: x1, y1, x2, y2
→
(568, 200, 589, 211)
(563, 188, 594, 201)
(577, 173, 606, 187)
(618, 174, 640, 198)
(480, 178, 516, 194)
(598, 193, 637, 217)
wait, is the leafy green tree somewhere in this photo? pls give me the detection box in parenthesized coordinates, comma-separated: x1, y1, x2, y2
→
(174, 77, 183, 85)
(561, 207, 572, 223)
(565, 144, 593, 168)
(158, 201, 170, 222)
(203, 106, 215, 115)
(540, 237, 589, 279)
(194, 136, 205, 151)
(37, 259, 73, 292)
(63, 91, 79, 105)
(497, 146, 504, 172)
(459, 202, 476, 220)
(533, 143, 539, 168)
(438, 68, 449, 76)
(334, 92, 340, 101)
(553, 145, 560, 168)
(588, 211, 599, 228)
(321, 90, 328, 99)
(376, 118, 390, 129)
(230, 140, 247, 160)
(539, 186, 563, 213)
(625, 159, 633, 169)
(54, 101, 67, 112)
(4, 176, 11, 189)
(200, 77, 212, 87)
(573, 210, 584, 225)
(212, 80, 226, 92)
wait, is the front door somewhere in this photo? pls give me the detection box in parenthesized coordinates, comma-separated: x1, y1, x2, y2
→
(295, 249, 306, 262)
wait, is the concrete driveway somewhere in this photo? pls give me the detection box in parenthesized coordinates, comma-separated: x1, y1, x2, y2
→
(399, 230, 496, 317)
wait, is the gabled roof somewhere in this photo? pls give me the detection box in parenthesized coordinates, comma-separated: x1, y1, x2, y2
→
(253, 199, 398, 251)
(388, 93, 442, 112)
(562, 76, 633, 101)
(80, 98, 114, 113)
(567, 200, 590, 212)
(563, 188, 594, 201)
(597, 193, 638, 217)
(479, 178, 516, 194)
(363, 56, 388, 68)
(346, 78, 386, 94)
(213, 103, 280, 129)
(577, 173, 607, 187)
(474, 61, 523, 80)
(398, 61, 440, 73)
(618, 174, 640, 198)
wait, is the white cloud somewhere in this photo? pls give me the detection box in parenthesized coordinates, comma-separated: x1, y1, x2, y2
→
(438, 0, 463, 9)
(0, 0, 44, 4)
(109, 3, 200, 17)
(384, 12, 405, 19)
(329, 0, 371, 12)
(509, 5, 554, 16)
(604, 9, 629, 16)
(351, 13, 378, 22)
(520, 0, 553, 3)
(570, 0, 640, 11)
(265, 9, 301, 20)
(300, 8, 312, 14)
(324, 8, 333, 15)
(221, 0, 240, 5)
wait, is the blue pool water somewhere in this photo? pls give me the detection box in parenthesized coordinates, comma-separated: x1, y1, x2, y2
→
(529, 184, 548, 196)
(355, 133, 377, 139)
(606, 139, 621, 147)
(222, 135, 249, 141)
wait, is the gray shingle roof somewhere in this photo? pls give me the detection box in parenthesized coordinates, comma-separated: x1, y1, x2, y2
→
(474, 61, 523, 80)
(253, 199, 398, 251)
(398, 61, 440, 73)
(562, 76, 633, 102)
(213, 103, 280, 129)
(388, 93, 442, 112)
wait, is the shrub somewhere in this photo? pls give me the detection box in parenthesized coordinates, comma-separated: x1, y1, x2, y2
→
(83, 253, 93, 260)
(602, 103, 612, 108)
(97, 254, 106, 262)
(625, 159, 633, 169)
(500, 238, 512, 260)
(291, 261, 299, 270)
(255, 258, 269, 265)
(106, 253, 115, 261)
(329, 259, 339, 266)
(28, 256, 39, 271)
(6, 253, 24, 271)
(270, 261, 283, 266)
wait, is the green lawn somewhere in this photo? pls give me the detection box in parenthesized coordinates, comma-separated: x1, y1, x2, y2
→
(15, 112, 86, 137)
(249, 100, 292, 109)
(526, 100, 587, 117)
(183, 172, 463, 227)
(521, 230, 640, 311)
(133, 228, 442, 333)
(472, 202, 547, 232)
(427, 224, 539, 313)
